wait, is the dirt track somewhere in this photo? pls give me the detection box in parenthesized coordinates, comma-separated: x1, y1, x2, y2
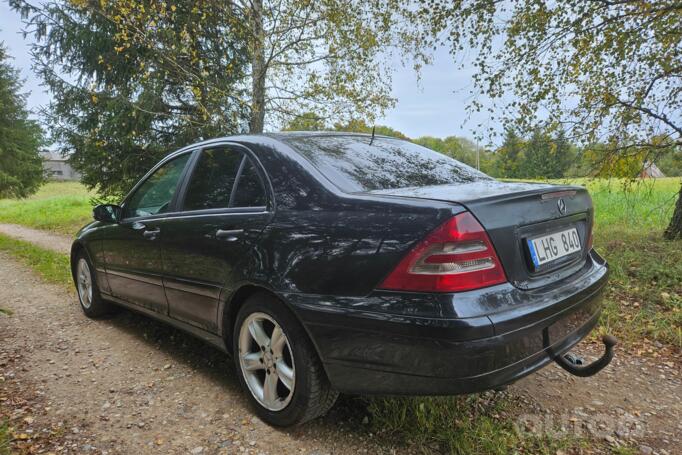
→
(0, 228, 680, 454)
(0, 223, 74, 254)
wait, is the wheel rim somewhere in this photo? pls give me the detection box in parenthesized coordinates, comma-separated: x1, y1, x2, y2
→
(76, 258, 93, 309)
(238, 312, 295, 411)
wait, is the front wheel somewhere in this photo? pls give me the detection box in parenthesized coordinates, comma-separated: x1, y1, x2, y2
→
(73, 251, 114, 318)
(233, 293, 338, 426)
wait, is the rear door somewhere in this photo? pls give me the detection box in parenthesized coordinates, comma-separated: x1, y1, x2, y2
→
(161, 144, 272, 332)
(101, 152, 193, 312)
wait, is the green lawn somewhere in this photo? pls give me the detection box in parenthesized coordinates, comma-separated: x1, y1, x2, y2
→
(0, 234, 73, 288)
(574, 177, 678, 231)
(0, 181, 95, 234)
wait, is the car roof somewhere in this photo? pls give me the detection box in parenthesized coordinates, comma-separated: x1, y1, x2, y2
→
(263, 131, 397, 140)
(165, 131, 401, 159)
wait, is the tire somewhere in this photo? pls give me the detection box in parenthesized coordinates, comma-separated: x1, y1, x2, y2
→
(73, 250, 114, 318)
(233, 292, 338, 426)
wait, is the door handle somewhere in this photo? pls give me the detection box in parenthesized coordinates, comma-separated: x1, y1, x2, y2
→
(142, 228, 161, 239)
(215, 229, 243, 241)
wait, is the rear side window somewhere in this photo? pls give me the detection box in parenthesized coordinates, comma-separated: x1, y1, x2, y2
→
(183, 147, 242, 211)
(283, 135, 491, 192)
(232, 159, 267, 207)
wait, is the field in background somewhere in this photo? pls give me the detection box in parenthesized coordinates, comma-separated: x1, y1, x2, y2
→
(0, 182, 94, 235)
(1, 178, 679, 234)
(559, 177, 678, 231)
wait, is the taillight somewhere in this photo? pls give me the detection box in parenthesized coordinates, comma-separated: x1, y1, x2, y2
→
(379, 212, 507, 292)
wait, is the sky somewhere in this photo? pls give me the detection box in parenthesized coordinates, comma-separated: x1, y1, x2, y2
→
(0, 2, 493, 141)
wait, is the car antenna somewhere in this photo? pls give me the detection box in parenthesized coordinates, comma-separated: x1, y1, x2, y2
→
(369, 125, 376, 146)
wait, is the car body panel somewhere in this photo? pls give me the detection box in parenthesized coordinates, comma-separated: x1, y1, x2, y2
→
(161, 209, 272, 332)
(99, 219, 167, 313)
(290, 250, 607, 393)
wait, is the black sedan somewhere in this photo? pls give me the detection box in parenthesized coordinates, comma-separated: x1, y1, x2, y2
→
(71, 132, 612, 426)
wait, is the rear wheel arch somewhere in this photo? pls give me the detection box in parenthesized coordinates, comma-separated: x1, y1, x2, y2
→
(221, 285, 327, 367)
(230, 289, 338, 425)
(223, 285, 265, 351)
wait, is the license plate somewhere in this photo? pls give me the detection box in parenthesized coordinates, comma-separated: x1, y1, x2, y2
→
(527, 228, 581, 267)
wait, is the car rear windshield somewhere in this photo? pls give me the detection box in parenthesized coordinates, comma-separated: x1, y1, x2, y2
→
(283, 135, 492, 192)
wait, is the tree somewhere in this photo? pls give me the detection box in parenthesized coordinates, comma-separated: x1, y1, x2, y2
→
(581, 142, 648, 179)
(522, 128, 575, 179)
(16, 0, 420, 133)
(420, 0, 682, 238)
(13, 0, 422, 196)
(11, 0, 250, 198)
(658, 147, 682, 177)
(494, 128, 524, 179)
(240, 0, 419, 132)
(0, 43, 44, 198)
(332, 119, 409, 139)
(284, 112, 326, 131)
(666, 184, 682, 240)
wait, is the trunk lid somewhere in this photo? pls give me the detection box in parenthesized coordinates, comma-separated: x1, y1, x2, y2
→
(369, 180, 594, 289)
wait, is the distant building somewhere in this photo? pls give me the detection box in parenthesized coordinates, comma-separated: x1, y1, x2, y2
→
(640, 161, 665, 179)
(40, 150, 81, 181)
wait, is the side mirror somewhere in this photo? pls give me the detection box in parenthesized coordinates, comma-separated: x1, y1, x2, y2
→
(93, 204, 122, 223)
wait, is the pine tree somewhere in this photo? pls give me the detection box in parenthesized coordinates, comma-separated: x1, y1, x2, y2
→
(497, 128, 524, 178)
(11, 1, 251, 198)
(0, 43, 45, 198)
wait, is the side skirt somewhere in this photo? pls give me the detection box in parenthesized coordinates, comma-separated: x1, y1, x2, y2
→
(101, 292, 229, 354)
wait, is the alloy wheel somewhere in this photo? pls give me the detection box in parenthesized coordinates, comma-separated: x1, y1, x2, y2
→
(76, 258, 93, 309)
(238, 312, 295, 411)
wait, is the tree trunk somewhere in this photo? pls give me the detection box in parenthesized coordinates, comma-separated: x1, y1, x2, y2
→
(664, 181, 682, 240)
(249, 0, 266, 133)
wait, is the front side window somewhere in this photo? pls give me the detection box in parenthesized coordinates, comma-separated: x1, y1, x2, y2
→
(124, 153, 191, 218)
(183, 147, 243, 211)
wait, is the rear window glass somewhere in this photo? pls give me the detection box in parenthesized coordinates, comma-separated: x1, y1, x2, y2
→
(283, 135, 491, 192)
(232, 159, 267, 207)
(183, 147, 242, 211)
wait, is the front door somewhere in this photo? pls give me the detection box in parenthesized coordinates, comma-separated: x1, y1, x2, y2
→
(160, 145, 272, 332)
(101, 152, 192, 313)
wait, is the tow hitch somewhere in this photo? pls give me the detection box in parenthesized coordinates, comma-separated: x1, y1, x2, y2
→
(553, 335, 618, 377)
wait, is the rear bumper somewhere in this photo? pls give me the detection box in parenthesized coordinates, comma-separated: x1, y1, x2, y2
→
(285, 250, 609, 395)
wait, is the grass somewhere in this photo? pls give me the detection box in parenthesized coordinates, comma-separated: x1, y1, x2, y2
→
(596, 229, 682, 348)
(0, 181, 95, 234)
(585, 178, 682, 348)
(585, 177, 679, 231)
(0, 234, 72, 289)
(0, 419, 9, 455)
(361, 394, 585, 454)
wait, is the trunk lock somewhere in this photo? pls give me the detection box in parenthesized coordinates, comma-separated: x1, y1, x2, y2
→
(553, 335, 618, 377)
